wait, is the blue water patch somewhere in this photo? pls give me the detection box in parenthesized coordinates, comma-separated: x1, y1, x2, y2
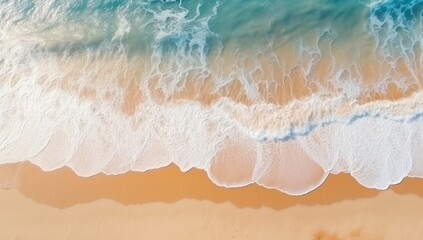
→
(368, 0, 423, 58)
(1, 0, 422, 61)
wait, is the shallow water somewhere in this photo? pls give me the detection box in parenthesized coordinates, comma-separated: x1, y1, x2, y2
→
(1, 0, 423, 194)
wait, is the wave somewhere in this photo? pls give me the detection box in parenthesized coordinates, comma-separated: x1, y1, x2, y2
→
(1, 66, 423, 195)
(1, 0, 423, 195)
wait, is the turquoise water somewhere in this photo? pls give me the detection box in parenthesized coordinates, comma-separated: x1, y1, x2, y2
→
(2, 0, 423, 193)
(1, 0, 422, 106)
(2, 0, 421, 58)
(2, 0, 422, 87)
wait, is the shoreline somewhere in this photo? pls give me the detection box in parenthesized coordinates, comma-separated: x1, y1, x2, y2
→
(2, 162, 423, 239)
(2, 162, 423, 209)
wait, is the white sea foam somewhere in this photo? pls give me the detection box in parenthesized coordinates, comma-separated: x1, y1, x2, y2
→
(2, 62, 423, 195)
(2, 0, 423, 195)
(1, 34, 423, 195)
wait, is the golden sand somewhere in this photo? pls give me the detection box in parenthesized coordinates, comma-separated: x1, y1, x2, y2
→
(1, 162, 423, 239)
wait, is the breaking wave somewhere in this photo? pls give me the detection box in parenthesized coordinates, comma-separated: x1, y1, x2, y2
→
(1, 0, 423, 194)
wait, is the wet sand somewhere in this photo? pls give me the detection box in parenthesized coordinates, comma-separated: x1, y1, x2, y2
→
(32, 48, 423, 114)
(1, 162, 423, 239)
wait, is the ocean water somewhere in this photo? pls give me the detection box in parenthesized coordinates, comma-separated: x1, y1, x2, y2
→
(1, 0, 423, 194)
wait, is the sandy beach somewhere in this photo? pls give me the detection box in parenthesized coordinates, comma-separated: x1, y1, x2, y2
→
(1, 162, 423, 239)
(2, 1, 423, 239)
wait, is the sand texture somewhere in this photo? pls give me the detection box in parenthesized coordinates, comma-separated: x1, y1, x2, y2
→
(1, 163, 423, 239)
